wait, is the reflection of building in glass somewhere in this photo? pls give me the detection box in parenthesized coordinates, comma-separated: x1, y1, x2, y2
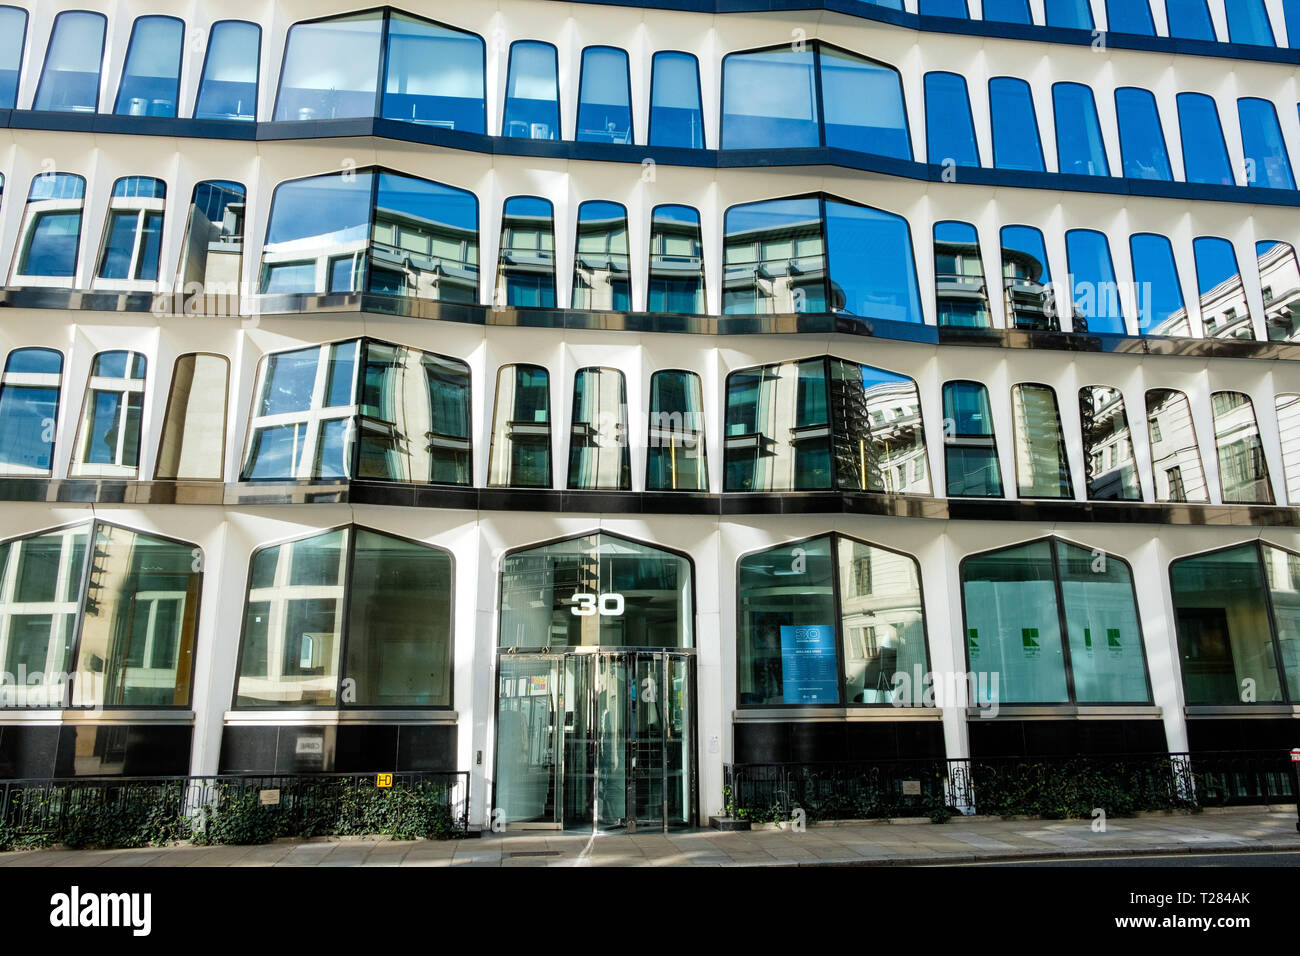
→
(723, 208, 825, 314)
(1079, 385, 1140, 500)
(1146, 389, 1208, 502)
(1257, 241, 1300, 341)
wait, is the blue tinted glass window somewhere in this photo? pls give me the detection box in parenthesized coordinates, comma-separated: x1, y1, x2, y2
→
(983, 0, 1033, 22)
(503, 42, 560, 140)
(113, 16, 183, 117)
(860, 0, 904, 7)
(934, 221, 990, 328)
(1115, 88, 1172, 180)
(260, 171, 373, 294)
(1193, 236, 1254, 339)
(1166, 0, 1217, 40)
(1105, 0, 1154, 33)
(925, 72, 980, 167)
(920, 0, 969, 16)
(1066, 229, 1127, 334)
(820, 46, 911, 159)
(194, 21, 259, 121)
(576, 47, 632, 144)
(649, 52, 704, 149)
(0, 6, 27, 109)
(827, 199, 922, 323)
(1044, 0, 1094, 29)
(1001, 225, 1059, 331)
(1238, 98, 1295, 190)
(274, 12, 382, 121)
(1226, 0, 1276, 45)
(34, 11, 106, 112)
(1053, 83, 1110, 176)
(943, 381, 1003, 497)
(723, 198, 824, 314)
(497, 196, 556, 308)
(0, 348, 61, 474)
(370, 173, 479, 302)
(649, 205, 705, 314)
(1286, 0, 1300, 47)
(380, 13, 485, 132)
(15, 173, 85, 279)
(1177, 93, 1235, 185)
(721, 47, 817, 149)
(572, 201, 630, 310)
(1129, 233, 1188, 335)
(989, 77, 1045, 172)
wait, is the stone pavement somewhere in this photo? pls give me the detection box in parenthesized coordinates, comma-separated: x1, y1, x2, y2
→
(1, 807, 1297, 867)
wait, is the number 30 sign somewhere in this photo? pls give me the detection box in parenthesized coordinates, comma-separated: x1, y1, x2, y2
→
(570, 593, 625, 617)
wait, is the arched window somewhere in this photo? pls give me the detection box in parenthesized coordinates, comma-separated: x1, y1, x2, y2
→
(649, 52, 704, 149)
(488, 364, 551, 488)
(9, 172, 86, 287)
(0, 521, 201, 708)
(175, 180, 246, 305)
(648, 204, 704, 314)
(1237, 98, 1295, 190)
(502, 41, 559, 140)
(571, 201, 629, 311)
(724, 357, 930, 493)
(1011, 383, 1073, 498)
(943, 380, 1004, 497)
(113, 16, 183, 117)
(738, 534, 929, 707)
(568, 367, 630, 490)
(962, 538, 1151, 705)
(989, 77, 1045, 172)
(235, 527, 453, 708)
(576, 46, 632, 144)
(1166, 0, 1217, 41)
(1000, 225, 1059, 330)
(1225, 0, 1276, 46)
(259, 168, 478, 302)
(647, 370, 708, 491)
(94, 177, 166, 288)
(1256, 241, 1300, 341)
(242, 338, 470, 484)
(1105, 0, 1155, 34)
(155, 353, 229, 480)
(1078, 385, 1142, 500)
(1171, 543, 1300, 704)
(1053, 82, 1111, 177)
(933, 220, 991, 327)
(0, 6, 29, 109)
(1275, 393, 1300, 500)
(33, 11, 106, 113)
(496, 196, 556, 308)
(1115, 88, 1172, 181)
(1145, 388, 1208, 502)
(1210, 391, 1273, 503)
(1065, 228, 1127, 334)
(72, 351, 146, 478)
(193, 20, 260, 121)
(1043, 0, 1094, 29)
(1177, 93, 1234, 185)
(1129, 233, 1188, 335)
(924, 72, 981, 168)
(1193, 236, 1254, 340)
(0, 348, 63, 476)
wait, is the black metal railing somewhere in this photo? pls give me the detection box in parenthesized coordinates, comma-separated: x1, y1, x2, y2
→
(0, 771, 470, 849)
(724, 751, 1297, 823)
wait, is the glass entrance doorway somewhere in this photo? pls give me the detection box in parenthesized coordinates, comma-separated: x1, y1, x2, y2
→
(495, 649, 696, 831)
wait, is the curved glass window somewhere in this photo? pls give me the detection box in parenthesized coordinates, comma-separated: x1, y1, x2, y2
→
(236, 527, 452, 708)
(1226, 0, 1276, 45)
(721, 43, 909, 158)
(963, 539, 1151, 705)
(1166, 0, 1217, 40)
(724, 357, 930, 494)
(1276, 394, 1300, 500)
(1043, 0, 1094, 29)
(649, 52, 704, 149)
(576, 46, 632, 144)
(1115, 88, 1172, 181)
(500, 533, 692, 649)
(568, 367, 630, 490)
(194, 20, 259, 121)
(1171, 543, 1300, 705)
(33, 11, 106, 112)
(1065, 229, 1127, 334)
(1079, 386, 1141, 500)
(0, 522, 200, 709)
(648, 205, 704, 314)
(1257, 241, 1300, 341)
(1011, 383, 1073, 498)
(1177, 93, 1235, 185)
(10, 173, 85, 286)
(983, 0, 1032, 22)
(647, 370, 707, 491)
(943, 380, 1003, 497)
(176, 181, 245, 304)
(989, 77, 1045, 172)
(1129, 233, 1188, 335)
(259, 168, 478, 302)
(0, 348, 62, 476)
(1238, 98, 1295, 190)
(1105, 0, 1155, 33)
(1145, 388, 1208, 502)
(274, 12, 381, 120)
(920, 0, 968, 15)
(572, 201, 629, 311)
(1001, 225, 1059, 330)
(1194, 236, 1254, 340)
(72, 351, 146, 478)
(1287, 0, 1300, 47)
(155, 353, 228, 481)
(95, 177, 166, 286)
(242, 338, 470, 484)
(1053, 83, 1110, 177)
(113, 16, 183, 117)
(738, 534, 928, 708)
(380, 13, 485, 132)
(826, 199, 920, 321)
(496, 196, 556, 308)
(1210, 391, 1273, 503)
(488, 365, 551, 488)
(933, 220, 990, 327)
(0, 6, 28, 109)
(503, 41, 559, 140)
(925, 72, 981, 168)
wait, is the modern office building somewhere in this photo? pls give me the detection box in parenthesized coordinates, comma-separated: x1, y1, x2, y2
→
(0, 0, 1297, 833)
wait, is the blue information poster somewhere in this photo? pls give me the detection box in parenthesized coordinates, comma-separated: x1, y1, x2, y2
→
(780, 625, 838, 704)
